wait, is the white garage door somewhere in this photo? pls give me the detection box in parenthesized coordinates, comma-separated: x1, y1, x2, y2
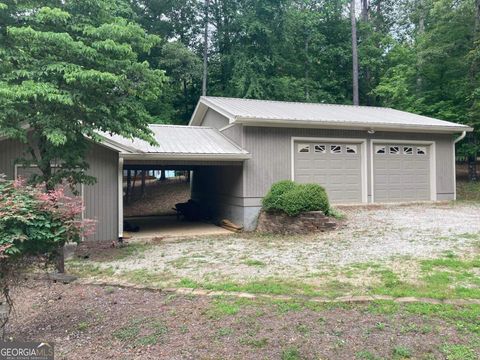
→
(294, 141, 363, 203)
(373, 144, 431, 202)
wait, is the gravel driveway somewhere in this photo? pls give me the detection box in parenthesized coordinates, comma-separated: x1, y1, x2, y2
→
(84, 203, 480, 285)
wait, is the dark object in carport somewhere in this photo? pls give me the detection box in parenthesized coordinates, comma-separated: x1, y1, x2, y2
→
(124, 221, 140, 232)
(174, 199, 204, 221)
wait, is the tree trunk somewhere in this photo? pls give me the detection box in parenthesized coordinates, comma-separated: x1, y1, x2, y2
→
(202, 0, 210, 96)
(361, 0, 369, 22)
(467, 0, 480, 181)
(416, 0, 425, 92)
(304, 32, 310, 101)
(351, 0, 359, 105)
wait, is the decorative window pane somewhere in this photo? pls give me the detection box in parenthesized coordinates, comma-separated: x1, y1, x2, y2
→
(375, 145, 386, 154)
(346, 145, 358, 154)
(416, 146, 426, 155)
(389, 146, 400, 155)
(314, 145, 326, 153)
(298, 144, 310, 153)
(330, 145, 342, 154)
(403, 146, 413, 155)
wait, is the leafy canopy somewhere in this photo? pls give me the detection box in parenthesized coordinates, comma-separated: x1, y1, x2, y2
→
(0, 0, 166, 188)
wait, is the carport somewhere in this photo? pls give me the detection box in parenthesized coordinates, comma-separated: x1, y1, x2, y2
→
(102, 125, 250, 239)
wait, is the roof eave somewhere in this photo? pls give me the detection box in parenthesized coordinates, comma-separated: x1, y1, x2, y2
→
(234, 118, 473, 133)
(120, 153, 251, 161)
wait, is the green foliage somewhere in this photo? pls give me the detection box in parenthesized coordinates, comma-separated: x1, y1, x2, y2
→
(280, 183, 330, 216)
(262, 180, 330, 216)
(0, 0, 166, 189)
(262, 180, 296, 212)
(0, 176, 91, 260)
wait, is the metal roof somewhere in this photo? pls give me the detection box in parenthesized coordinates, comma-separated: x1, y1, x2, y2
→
(100, 124, 250, 160)
(191, 96, 472, 133)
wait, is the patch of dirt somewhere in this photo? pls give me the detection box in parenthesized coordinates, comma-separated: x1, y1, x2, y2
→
(5, 281, 478, 359)
(123, 178, 190, 217)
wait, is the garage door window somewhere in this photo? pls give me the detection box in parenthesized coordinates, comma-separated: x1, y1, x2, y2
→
(403, 146, 413, 155)
(375, 145, 386, 154)
(346, 145, 357, 154)
(416, 146, 426, 155)
(298, 144, 310, 153)
(330, 145, 342, 154)
(389, 146, 400, 155)
(314, 145, 326, 153)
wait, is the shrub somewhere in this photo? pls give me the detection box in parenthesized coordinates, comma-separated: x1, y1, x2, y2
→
(279, 183, 329, 216)
(0, 175, 95, 334)
(262, 180, 330, 216)
(262, 180, 296, 212)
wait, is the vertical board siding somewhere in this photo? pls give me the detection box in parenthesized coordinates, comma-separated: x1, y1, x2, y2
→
(0, 139, 118, 242)
(0, 139, 30, 178)
(84, 143, 119, 242)
(202, 109, 229, 129)
(243, 127, 455, 201)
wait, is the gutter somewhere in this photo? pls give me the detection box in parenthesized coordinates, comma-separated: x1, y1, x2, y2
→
(120, 153, 251, 161)
(235, 118, 473, 134)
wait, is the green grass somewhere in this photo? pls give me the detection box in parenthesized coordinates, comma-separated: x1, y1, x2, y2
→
(242, 259, 267, 267)
(442, 344, 477, 360)
(281, 346, 302, 360)
(205, 298, 241, 319)
(356, 350, 382, 360)
(76, 321, 89, 332)
(112, 243, 152, 260)
(112, 317, 169, 346)
(392, 345, 411, 358)
(456, 180, 480, 202)
(369, 253, 480, 300)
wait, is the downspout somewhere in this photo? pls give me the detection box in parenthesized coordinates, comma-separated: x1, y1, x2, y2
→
(453, 131, 467, 200)
(454, 131, 466, 144)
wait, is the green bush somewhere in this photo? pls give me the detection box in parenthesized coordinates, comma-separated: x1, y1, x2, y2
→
(262, 180, 330, 216)
(262, 180, 296, 212)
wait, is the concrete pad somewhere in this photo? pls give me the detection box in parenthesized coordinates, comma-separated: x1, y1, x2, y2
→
(124, 215, 233, 241)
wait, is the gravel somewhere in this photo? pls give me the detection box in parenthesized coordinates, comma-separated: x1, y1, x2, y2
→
(92, 202, 480, 283)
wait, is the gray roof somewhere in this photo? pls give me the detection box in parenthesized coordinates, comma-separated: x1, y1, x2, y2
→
(191, 96, 471, 133)
(100, 124, 249, 160)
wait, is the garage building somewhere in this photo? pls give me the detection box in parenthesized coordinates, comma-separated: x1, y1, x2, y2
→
(0, 96, 472, 240)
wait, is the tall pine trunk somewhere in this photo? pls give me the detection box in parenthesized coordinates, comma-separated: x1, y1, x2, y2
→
(202, 0, 210, 96)
(351, 0, 359, 105)
(467, 0, 480, 181)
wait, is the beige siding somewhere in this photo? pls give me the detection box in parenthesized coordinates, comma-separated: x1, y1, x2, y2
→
(191, 165, 245, 225)
(0, 139, 119, 242)
(221, 124, 244, 147)
(84, 143, 119, 242)
(243, 126, 455, 203)
(0, 139, 29, 178)
(202, 109, 229, 129)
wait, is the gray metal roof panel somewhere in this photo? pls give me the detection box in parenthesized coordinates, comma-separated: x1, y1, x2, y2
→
(101, 124, 249, 155)
(200, 96, 471, 131)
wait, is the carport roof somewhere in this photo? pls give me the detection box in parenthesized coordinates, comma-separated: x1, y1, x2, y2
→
(190, 96, 472, 133)
(100, 124, 250, 160)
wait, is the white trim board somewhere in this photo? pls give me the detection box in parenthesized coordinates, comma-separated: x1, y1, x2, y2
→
(118, 156, 124, 239)
(290, 137, 368, 203)
(369, 139, 437, 202)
